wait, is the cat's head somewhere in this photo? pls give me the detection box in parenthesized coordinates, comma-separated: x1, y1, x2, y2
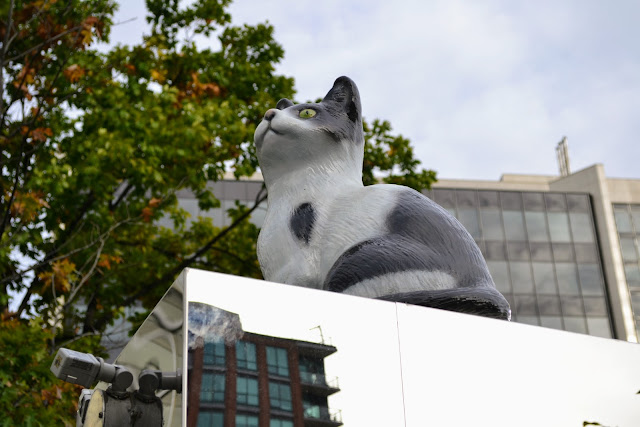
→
(255, 76, 364, 186)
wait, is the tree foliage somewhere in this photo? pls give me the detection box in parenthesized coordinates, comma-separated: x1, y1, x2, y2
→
(0, 0, 435, 422)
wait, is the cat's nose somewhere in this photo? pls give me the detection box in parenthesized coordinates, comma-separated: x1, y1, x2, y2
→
(264, 109, 276, 121)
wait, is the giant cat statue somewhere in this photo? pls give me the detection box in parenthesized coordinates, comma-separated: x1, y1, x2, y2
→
(254, 76, 510, 320)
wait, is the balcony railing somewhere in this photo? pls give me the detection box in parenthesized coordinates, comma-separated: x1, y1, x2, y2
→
(303, 405, 342, 423)
(299, 371, 339, 389)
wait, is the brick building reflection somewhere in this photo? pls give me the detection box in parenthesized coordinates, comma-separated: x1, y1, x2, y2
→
(187, 331, 342, 427)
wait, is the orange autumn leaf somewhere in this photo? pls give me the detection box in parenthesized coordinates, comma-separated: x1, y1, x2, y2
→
(10, 191, 50, 221)
(141, 207, 154, 222)
(38, 259, 76, 293)
(148, 197, 162, 208)
(31, 127, 53, 142)
(97, 254, 124, 270)
(63, 64, 85, 83)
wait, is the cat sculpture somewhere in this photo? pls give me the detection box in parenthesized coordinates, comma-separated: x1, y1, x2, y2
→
(254, 76, 510, 320)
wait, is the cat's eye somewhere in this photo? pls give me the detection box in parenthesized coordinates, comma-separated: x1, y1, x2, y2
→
(299, 109, 316, 118)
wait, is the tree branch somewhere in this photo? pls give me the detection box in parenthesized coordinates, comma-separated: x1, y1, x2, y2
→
(94, 186, 268, 331)
(0, 0, 15, 116)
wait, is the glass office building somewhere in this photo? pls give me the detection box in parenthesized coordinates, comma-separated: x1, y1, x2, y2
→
(172, 164, 640, 343)
(426, 188, 611, 337)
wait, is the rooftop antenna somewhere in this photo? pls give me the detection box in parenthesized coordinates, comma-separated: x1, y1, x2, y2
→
(556, 136, 570, 176)
(309, 325, 326, 344)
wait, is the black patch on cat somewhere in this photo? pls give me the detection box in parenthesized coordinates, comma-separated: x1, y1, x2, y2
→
(324, 235, 441, 292)
(321, 76, 362, 135)
(290, 203, 315, 244)
(325, 189, 498, 295)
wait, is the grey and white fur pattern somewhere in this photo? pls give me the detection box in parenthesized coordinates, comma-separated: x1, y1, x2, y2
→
(254, 76, 510, 319)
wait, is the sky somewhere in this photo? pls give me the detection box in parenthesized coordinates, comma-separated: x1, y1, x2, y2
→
(106, 1, 640, 181)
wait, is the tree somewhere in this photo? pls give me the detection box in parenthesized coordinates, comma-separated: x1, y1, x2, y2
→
(0, 0, 435, 422)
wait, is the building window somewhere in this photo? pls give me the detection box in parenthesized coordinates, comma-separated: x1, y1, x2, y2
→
(303, 394, 329, 420)
(203, 341, 225, 366)
(200, 373, 225, 403)
(270, 418, 294, 427)
(236, 341, 257, 371)
(237, 376, 259, 407)
(269, 381, 293, 412)
(613, 203, 640, 338)
(236, 414, 259, 427)
(197, 410, 223, 427)
(266, 346, 289, 377)
(299, 356, 326, 385)
(429, 188, 611, 337)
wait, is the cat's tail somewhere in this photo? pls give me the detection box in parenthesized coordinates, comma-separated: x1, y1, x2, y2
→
(378, 286, 511, 320)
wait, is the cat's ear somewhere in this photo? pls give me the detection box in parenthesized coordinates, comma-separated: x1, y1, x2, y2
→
(322, 76, 361, 123)
(276, 98, 294, 110)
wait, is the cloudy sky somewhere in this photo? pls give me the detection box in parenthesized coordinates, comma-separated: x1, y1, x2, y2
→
(108, 1, 640, 180)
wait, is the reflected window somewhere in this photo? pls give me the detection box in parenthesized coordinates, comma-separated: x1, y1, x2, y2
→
(620, 237, 638, 262)
(625, 264, 640, 288)
(552, 243, 574, 262)
(237, 376, 259, 407)
(455, 190, 477, 207)
(478, 191, 500, 208)
(578, 263, 604, 296)
(509, 261, 534, 293)
(614, 206, 633, 233)
(544, 193, 567, 211)
(236, 414, 259, 427)
(501, 192, 523, 210)
(503, 211, 527, 241)
(532, 262, 557, 294)
(566, 194, 590, 212)
(517, 315, 540, 326)
(515, 295, 537, 315)
(523, 192, 545, 211)
(266, 346, 289, 377)
(561, 296, 584, 316)
(433, 189, 456, 209)
(484, 241, 507, 260)
(530, 242, 553, 262)
(507, 241, 530, 261)
(481, 209, 504, 240)
(270, 419, 294, 427)
(556, 263, 580, 295)
(586, 317, 612, 338)
(540, 316, 563, 329)
(269, 382, 293, 412)
(204, 341, 225, 366)
(574, 243, 598, 263)
(564, 317, 587, 334)
(458, 208, 481, 239)
(569, 213, 595, 243)
(548, 212, 571, 242)
(632, 206, 640, 230)
(583, 297, 607, 316)
(537, 295, 561, 316)
(198, 411, 224, 427)
(200, 373, 225, 403)
(487, 261, 510, 293)
(237, 341, 257, 371)
(525, 212, 548, 242)
(630, 293, 640, 313)
(299, 356, 325, 384)
(303, 394, 330, 420)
